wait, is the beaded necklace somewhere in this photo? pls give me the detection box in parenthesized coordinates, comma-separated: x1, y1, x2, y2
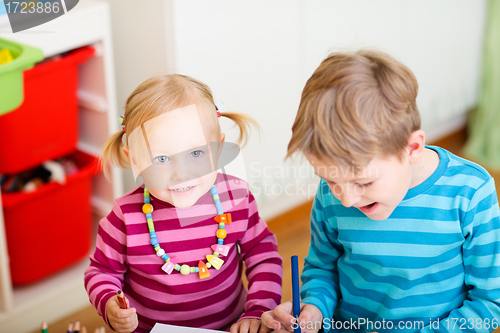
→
(143, 185, 231, 279)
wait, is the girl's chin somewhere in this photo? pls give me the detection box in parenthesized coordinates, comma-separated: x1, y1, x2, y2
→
(163, 191, 201, 208)
(170, 201, 197, 208)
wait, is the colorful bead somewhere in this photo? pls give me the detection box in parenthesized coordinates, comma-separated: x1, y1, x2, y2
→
(198, 261, 210, 279)
(180, 265, 191, 275)
(145, 185, 227, 279)
(214, 213, 231, 224)
(142, 203, 154, 214)
(206, 255, 224, 270)
(211, 244, 230, 256)
(162, 260, 175, 274)
(214, 201, 223, 215)
(216, 229, 227, 239)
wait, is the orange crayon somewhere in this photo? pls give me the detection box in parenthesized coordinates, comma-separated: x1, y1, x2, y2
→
(117, 290, 128, 309)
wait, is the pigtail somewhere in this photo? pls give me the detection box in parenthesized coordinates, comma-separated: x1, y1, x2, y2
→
(220, 111, 261, 147)
(100, 129, 130, 180)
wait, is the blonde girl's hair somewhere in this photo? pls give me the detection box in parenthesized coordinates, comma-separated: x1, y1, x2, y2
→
(286, 49, 421, 166)
(101, 74, 259, 179)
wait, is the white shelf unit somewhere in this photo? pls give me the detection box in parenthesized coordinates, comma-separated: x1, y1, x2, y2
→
(0, 1, 123, 332)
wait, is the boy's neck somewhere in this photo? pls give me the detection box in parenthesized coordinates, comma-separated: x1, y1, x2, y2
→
(409, 147, 440, 189)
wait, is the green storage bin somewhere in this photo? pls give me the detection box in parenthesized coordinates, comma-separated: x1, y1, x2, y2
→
(0, 37, 44, 116)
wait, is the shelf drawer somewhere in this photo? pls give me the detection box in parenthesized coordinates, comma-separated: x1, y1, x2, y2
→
(2, 150, 99, 285)
(0, 46, 94, 174)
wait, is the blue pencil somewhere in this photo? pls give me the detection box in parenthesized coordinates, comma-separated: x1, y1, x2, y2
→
(291, 255, 301, 333)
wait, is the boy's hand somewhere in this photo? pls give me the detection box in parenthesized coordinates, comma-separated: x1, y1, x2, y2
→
(261, 301, 323, 333)
(230, 318, 271, 333)
(106, 296, 138, 333)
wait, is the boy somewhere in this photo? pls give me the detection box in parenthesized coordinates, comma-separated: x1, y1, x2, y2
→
(262, 50, 500, 332)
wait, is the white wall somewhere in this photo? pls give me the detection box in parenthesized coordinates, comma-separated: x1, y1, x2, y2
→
(107, 0, 488, 220)
(104, 0, 169, 192)
(168, 0, 487, 219)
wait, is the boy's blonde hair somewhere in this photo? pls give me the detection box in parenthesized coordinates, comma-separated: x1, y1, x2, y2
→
(101, 74, 258, 178)
(287, 49, 421, 166)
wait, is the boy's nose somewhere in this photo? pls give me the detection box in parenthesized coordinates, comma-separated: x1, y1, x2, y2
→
(340, 191, 361, 208)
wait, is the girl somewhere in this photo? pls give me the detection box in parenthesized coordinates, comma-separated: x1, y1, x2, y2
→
(84, 74, 283, 333)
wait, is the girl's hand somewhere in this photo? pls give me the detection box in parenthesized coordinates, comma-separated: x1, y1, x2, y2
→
(230, 318, 271, 333)
(261, 301, 323, 333)
(106, 295, 138, 333)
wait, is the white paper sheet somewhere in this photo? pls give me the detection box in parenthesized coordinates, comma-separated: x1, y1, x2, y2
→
(150, 323, 224, 333)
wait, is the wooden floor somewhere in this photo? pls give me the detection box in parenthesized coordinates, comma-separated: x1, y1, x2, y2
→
(35, 127, 500, 333)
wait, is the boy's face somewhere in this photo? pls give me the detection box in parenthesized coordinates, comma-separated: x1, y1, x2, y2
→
(307, 153, 412, 220)
(126, 105, 223, 208)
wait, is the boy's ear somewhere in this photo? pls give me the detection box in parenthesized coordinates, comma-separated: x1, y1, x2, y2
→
(406, 130, 426, 164)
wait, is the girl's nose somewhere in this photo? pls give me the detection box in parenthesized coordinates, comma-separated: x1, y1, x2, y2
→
(169, 158, 192, 183)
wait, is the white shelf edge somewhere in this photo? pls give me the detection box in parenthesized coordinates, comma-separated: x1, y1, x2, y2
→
(78, 90, 108, 113)
(0, 194, 13, 313)
(0, 259, 91, 333)
(76, 142, 102, 157)
(92, 196, 113, 217)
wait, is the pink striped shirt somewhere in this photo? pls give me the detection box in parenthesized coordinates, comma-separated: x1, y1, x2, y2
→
(84, 174, 283, 332)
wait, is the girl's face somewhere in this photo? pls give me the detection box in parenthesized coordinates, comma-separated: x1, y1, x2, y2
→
(126, 105, 224, 208)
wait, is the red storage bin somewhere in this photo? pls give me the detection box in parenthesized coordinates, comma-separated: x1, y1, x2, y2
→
(0, 46, 95, 174)
(2, 150, 99, 285)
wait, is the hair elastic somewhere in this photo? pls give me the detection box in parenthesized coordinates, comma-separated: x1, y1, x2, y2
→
(215, 101, 224, 118)
(118, 116, 127, 146)
(118, 116, 126, 132)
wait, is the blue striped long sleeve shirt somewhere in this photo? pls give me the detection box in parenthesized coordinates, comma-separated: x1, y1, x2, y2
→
(301, 146, 500, 332)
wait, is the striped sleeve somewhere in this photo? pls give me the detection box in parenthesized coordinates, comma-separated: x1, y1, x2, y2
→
(84, 200, 128, 327)
(300, 181, 343, 333)
(238, 192, 283, 320)
(418, 176, 500, 333)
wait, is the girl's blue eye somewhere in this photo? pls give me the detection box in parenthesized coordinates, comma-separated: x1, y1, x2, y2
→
(154, 155, 169, 163)
(191, 150, 203, 158)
